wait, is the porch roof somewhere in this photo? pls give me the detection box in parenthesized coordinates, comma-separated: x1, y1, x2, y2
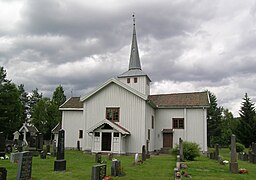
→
(87, 119, 130, 135)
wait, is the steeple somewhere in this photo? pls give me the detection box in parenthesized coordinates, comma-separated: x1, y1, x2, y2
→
(129, 14, 141, 70)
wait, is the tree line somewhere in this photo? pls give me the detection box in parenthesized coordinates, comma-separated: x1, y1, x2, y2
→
(1, 66, 255, 148)
(207, 91, 256, 148)
(0, 66, 66, 140)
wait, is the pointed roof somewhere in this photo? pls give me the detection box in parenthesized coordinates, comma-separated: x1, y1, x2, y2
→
(118, 15, 151, 81)
(87, 119, 130, 135)
(129, 16, 141, 70)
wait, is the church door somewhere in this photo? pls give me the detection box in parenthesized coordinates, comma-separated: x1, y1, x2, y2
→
(101, 132, 112, 151)
(163, 133, 173, 148)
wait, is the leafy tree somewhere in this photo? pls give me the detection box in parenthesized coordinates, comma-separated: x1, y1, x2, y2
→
(207, 91, 223, 147)
(236, 93, 256, 147)
(0, 66, 22, 139)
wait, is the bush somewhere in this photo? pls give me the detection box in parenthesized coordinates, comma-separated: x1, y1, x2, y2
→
(229, 142, 245, 153)
(172, 141, 201, 161)
(236, 143, 245, 153)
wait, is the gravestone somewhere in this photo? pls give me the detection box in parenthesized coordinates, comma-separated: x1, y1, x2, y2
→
(108, 153, 113, 160)
(91, 164, 106, 180)
(179, 138, 184, 162)
(52, 140, 57, 157)
(16, 151, 33, 180)
(0, 132, 6, 158)
(54, 129, 66, 171)
(214, 144, 219, 160)
(77, 141, 80, 151)
(0, 167, 7, 180)
(95, 153, 101, 163)
(142, 145, 146, 161)
(146, 140, 150, 158)
(46, 144, 50, 153)
(229, 134, 238, 173)
(36, 133, 43, 151)
(111, 159, 121, 176)
(40, 150, 46, 159)
(134, 153, 139, 164)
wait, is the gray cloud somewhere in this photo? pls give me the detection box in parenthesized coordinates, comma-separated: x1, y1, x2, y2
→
(1, 0, 256, 116)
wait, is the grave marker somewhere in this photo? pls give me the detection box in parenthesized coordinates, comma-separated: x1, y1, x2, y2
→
(229, 134, 238, 173)
(95, 153, 101, 163)
(16, 151, 33, 180)
(111, 159, 121, 176)
(0, 167, 7, 180)
(0, 132, 6, 158)
(142, 145, 146, 161)
(91, 164, 106, 180)
(179, 138, 184, 162)
(54, 129, 66, 171)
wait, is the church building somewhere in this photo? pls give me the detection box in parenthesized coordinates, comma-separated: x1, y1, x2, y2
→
(60, 18, 210, 154)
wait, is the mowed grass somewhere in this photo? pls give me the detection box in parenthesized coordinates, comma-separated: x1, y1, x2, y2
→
(0, 148, 256, 179)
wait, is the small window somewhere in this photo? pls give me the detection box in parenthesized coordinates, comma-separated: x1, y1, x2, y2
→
(134, 77, 137, 83)
(79, 130, 83, 138)
(106, 108, 120, 122)
(95, 132, 100, 137)
(148, 129, 150, 140)
(114, 132, 119, 137)
(173, 118, 184, 129)
(127, 78, 130, 83)
(151, 116, 154, 129)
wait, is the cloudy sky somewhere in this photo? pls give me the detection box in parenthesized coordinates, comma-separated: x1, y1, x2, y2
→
(1, 0, 256, 116)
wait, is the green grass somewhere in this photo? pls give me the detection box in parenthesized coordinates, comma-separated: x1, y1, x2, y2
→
(1, 149, 256, 179)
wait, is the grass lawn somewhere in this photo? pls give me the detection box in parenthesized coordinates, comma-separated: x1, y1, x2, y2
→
(0, 148, 256, 179)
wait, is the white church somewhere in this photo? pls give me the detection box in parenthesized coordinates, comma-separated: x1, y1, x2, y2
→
(60, 18, 210, 154)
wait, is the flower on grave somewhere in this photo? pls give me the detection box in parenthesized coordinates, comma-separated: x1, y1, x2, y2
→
(239, 168, 248, 174)
(103, 176, 113, 180)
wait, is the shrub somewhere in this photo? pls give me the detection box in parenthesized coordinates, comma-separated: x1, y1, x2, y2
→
(172, 141, 201, 161)
(236, 143, 245, 153)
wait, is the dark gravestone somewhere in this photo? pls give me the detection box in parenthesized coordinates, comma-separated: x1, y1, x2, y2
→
(146, 140, 150, 159)
(0, 132, 6, 158)
(52, 140, 57, 157)
(229, 134, 238, 173)
(54, 129, 66, 171)
(0, 167, 7, 180)
(111, 160, 121, 176)
(36, 133, 43, 151)
(40, 150, 46, 159)
(142, 145, 146, 161)
(29, 136, 37, 149)
(214, 144, 219, 160)
(91, 164, 106, 180)
(16, 151, 33, 180)
(95, 153, 101, 163)
(179, 138, 184, 162)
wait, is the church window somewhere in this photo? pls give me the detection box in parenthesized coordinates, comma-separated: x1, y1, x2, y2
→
(95, 132, 100, 137)
(151, 116, 154, 129)
(148, 129, 150, 140)
(127, 78, 130, 83)
(172, 118, 184, 129)
(134, 77, 138, 83)
(106, 108, 120, 122)
(79, 130, 83, 138)
(114, 132, 119, 137)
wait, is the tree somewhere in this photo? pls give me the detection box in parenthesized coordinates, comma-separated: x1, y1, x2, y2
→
(18, 84, 29, 122)
(52, 85, 66, 125)
(0, 66, 23, 139)
(28, 88, 42, 119)
(207, 91, 223, 147)
(52, 85, 66, 107)
(236, 93, 256, 147)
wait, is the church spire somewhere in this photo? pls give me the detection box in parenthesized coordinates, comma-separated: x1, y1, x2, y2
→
(129, 14, 141, 70)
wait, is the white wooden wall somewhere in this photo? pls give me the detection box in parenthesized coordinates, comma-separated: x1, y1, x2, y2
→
(61, 110, 84, 149)
(84, 83, 147, 153)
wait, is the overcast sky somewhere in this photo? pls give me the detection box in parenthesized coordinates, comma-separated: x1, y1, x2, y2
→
(1, 0, 256, 116)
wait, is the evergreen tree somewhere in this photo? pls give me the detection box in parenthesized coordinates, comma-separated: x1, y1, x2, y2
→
(52, 85, 66, 107)
(207, 91, 223, 147)
(236, 93, 256, 147)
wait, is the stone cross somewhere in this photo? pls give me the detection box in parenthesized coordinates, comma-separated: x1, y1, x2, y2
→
(229, 134, 238, 173)
(54, 129, 66, 171)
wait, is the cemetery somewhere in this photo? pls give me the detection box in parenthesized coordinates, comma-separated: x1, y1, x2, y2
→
(0, 134, 256, 179)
